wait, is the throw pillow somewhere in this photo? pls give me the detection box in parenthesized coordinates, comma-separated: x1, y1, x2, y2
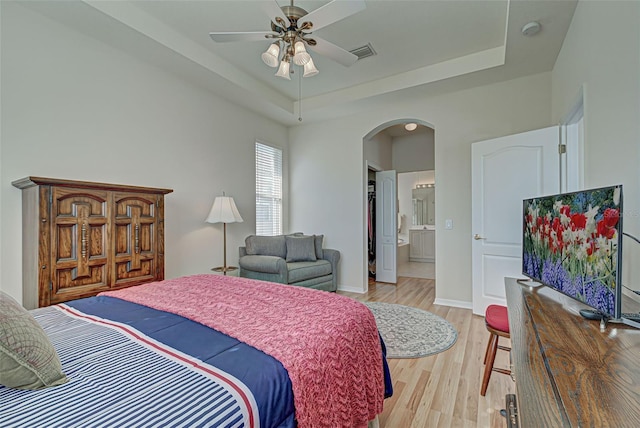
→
(245, 235, 287, 258)
(313, 234, 324, 259)
(0, 291, 68, 390)
(292, 233, 324, 259)
(285, 235, 317, 262)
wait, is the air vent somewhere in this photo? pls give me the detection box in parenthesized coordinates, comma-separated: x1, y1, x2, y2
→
(349, 43, 376, 61)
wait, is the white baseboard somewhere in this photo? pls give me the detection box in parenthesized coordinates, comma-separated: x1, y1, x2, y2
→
(338, 284, 367, 294)
(433, 298, 472, 310)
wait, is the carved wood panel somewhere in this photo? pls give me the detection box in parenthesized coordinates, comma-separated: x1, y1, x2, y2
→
(112, 192, 159, 287)
(12, 177, 172, 308)
(50, 187, 109, 304)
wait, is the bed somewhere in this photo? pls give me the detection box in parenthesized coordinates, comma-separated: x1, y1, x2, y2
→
(0, 274, 392, 427)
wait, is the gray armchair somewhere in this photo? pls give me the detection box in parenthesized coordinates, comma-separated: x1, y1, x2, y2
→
(239, 234, 340, 292)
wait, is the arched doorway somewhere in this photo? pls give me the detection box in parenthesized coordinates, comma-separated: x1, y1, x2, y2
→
(362, 119, 435, 290)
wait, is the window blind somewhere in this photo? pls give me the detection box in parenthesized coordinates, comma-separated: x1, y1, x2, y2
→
(255, 142, 283, 236)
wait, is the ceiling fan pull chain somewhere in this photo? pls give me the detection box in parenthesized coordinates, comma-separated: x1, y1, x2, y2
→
(298, 69, 303, 122)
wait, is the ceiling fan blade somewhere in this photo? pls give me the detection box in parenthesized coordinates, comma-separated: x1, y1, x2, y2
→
(308, 37, 358, 67)
(260, 0, 290, 28)
(298, 0, 366, 32)
(209, 32, 276, 43)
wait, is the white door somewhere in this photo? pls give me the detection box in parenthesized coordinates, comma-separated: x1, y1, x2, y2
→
(376, 170, 397, 283)
(471, 126, 560, 315)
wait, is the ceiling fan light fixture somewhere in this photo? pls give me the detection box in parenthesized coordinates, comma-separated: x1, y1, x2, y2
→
(209, 0, 367, 84)
(404, 123, 418, 131)
(303, 57, 319, 77)
(293, 41, 311, 66)
(261, 43, 280, 68)
(275, 59, 291, 80)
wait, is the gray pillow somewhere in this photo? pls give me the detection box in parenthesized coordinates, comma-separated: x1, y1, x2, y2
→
(245, 235, 287, 258)
(0, 291, 67, 390)
(292, 233, 324, 259)
(285, 235, 317, 262)
(313, 234, 324, 259)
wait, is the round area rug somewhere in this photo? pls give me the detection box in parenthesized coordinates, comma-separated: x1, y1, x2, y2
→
(365, 302, 458, 359)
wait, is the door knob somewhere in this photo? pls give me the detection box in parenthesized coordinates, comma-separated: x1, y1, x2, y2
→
(473, 234, 486, 240)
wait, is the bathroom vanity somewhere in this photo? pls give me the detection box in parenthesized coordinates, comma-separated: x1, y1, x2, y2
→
(409, 228, 435, 262)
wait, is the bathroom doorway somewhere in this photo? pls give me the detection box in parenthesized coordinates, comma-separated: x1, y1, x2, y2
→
(397, 171, 435, 279)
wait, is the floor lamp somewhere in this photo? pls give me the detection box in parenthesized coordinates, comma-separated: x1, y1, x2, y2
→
(205, 193, 243, 275)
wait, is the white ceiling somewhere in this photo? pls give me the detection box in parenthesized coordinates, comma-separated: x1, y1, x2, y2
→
(23, 0, 578, 126)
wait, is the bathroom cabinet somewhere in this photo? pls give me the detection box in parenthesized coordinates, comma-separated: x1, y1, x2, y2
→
(409, 229, 435, 262)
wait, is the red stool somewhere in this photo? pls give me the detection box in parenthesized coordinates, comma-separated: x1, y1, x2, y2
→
(480, 304, 511, 396)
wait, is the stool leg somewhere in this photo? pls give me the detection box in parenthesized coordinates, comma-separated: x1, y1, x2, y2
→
(483, 332, 494, 365)
(481, 333, 498, 396)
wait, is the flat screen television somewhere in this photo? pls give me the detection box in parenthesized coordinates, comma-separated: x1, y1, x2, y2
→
(522, 185, 623, 318)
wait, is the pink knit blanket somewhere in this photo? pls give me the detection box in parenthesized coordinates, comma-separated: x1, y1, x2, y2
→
(100, 274, 384, 427)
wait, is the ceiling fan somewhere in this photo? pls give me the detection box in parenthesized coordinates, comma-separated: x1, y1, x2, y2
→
(209, 0, 366, 79)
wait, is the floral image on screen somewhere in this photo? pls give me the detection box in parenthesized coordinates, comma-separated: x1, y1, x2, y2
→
(523, 186, 622, 316)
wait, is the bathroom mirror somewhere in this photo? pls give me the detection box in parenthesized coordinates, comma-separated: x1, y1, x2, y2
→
(412, 187, 435, 225)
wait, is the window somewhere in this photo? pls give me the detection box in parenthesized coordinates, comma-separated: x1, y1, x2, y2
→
(255, 142, 283, 236)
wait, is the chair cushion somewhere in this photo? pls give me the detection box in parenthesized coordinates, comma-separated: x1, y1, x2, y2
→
(291, 275, 333, 290)
(245, 235, 287, 258)
(285, 235, 317, 262)
(288, 260, 332, 283)
(485, 304, 510, 333)
(239, 255, 285, 274)
(0, 291, 68, 390)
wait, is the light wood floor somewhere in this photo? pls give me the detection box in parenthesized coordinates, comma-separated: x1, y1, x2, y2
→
(339, 277, 514, 428)
(397, 261, 435, 280)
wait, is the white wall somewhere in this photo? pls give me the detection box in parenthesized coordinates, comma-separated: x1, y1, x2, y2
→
(551, 0, 640, 300)
(362, 131, 392, 171)
(397, 173, 413, 237)
(0, 3, 288, 303)
(392, 130, 435, 173)
(289, 72, 552, 300)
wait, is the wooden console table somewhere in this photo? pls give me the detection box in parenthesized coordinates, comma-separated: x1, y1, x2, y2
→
(505, 277, 640, 427)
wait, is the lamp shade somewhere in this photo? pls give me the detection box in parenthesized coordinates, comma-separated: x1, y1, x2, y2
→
(261, 43, 280, 68)
(205, 196, 243, 224)
(303, 57, 319, 77)
(275, 59, 291, 80)
(293, 41, 311, 66)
